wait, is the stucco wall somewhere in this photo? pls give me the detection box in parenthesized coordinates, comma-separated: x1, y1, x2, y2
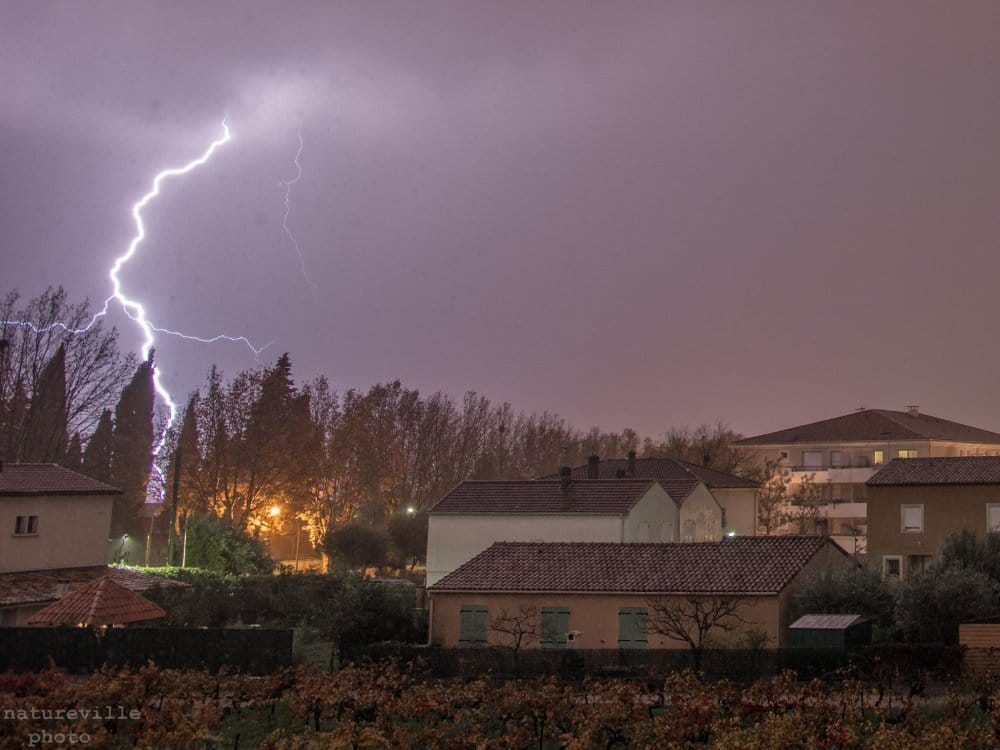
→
(622, 484, 678, 543)
(427, 514, 624, 587)
(678, 485, 723, 542)
(712, 488, 757, 537)
(426, 485, 679, 587)
(429, 591, 779, 650)
(0, 494, 114, 573)
(867, 484, 1000, 577)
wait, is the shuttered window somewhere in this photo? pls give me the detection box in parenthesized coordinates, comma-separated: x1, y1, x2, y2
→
(901, 505, 923, 533)
(618, 607, 647, 650)
(540, 607, 569, 648)
(459, 605, 488, 644)
(988, 504, 1000, 532)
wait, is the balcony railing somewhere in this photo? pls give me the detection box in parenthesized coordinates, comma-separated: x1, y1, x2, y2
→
(785, 462, 878, 471)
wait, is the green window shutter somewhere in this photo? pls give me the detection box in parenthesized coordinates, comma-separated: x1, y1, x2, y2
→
(541, 607, 570, 648)
(619, 608, 648, 650)
(460, 605, 488, 644)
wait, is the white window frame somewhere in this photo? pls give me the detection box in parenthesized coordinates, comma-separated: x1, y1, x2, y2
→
(778, 450, 789, 462)
(901, 504, 923, 533)
(883, 555, 902, 579)
(987, 504, 1000, 533)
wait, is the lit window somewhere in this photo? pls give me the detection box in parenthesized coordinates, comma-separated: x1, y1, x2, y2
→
(873, 450, 885, 465)
(901, 505, 923, 532)
(883, 556, 902, 579)
(898, 450, 918, 459)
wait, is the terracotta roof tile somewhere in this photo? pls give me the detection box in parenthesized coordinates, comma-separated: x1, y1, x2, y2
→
(429, 536, 838, 594)
(0, 566, 186, 608)
(541, 458, 759, 489)
(735, 409, 1000, 446)
(28, 575, 166, 626)
(867, 456, 1000, 486)
(0, 464, 121, 496)
(430, 479, 660, 514)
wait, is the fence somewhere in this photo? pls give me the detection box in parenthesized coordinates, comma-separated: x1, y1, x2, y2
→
(342, 643, 966, 683)
(0, 627, 293, 674)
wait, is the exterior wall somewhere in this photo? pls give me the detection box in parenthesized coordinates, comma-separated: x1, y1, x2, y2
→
(677, 485, 723, 542)
(867, 484, 1000, 578)
(0, 494, 114, 573)
(713, 488, 756, 537)
(427, 486, 678, 586)
(429, 591, 779, 650)
(622, 484, 678, 542)
(0, 604, 46, 626)
(427, 514, 624, 587)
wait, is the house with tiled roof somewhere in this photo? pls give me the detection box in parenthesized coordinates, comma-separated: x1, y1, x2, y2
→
(426, 470, 727, 586)
(0, 462, 181, 625)
(866, 456, 1000, 580)
(734, 407, 1000, 553)
(427, 536, 850, 649)
(540, 452, 759, 538)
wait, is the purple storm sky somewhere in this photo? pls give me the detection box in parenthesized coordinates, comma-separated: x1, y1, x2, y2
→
(3, 2, 1000, 438)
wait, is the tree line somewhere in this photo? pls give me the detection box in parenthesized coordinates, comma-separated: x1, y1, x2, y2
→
(1, 287, 757, 560)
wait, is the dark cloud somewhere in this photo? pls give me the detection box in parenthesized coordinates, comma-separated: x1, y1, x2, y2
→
(4, 1, 1000, 437)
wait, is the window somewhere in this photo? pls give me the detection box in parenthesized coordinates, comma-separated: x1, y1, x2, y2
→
(778, 450, 789, 462)
(987, 504, 1000, 533)
(618, 607, 647, 649)
(898, 450, 918, 459)
(908, 555, 932, 574)
(682, 519, 695, 542)
(459, 605, 488, 644)
(540, 607, 569, 648)
(883, 556, 902, 579)
(13, 516, 38, 535)
(830, 451, 846, 468)
(901, 505, 923, 533)
(802, 451, 822, 468)
(873, 450, 885, 465)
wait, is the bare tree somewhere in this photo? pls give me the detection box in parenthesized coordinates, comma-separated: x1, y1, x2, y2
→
(647, 595, 756, 670)
(757, 459, 792, 534)
(782, 473, 824, 534)
(489, 606, 542, 653)
(0, 287, 134, 463)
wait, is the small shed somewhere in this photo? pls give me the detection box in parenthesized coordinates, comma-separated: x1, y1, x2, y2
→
(789, 614, 872, 648)
(27, 576, 166, 627)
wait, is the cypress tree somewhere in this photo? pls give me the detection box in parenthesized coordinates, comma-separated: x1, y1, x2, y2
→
(64, 432, 82, 469)
(82, 409, 114, 482)
(22, 344, 68, 462)
(110, 353, 155, 537)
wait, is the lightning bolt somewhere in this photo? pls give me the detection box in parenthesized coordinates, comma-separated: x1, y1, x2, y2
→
(4, 119, 269, 499)
(280, 129, 317, 301)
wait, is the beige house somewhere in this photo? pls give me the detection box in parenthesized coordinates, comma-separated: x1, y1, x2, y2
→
(541, 453, 759, 538)
(734, 408, 1000, 553)
(0, 463, 180, 625)
(428, 536, 850, 649)
(426, 472, 726, 587)
(866, 456, 1000, 580)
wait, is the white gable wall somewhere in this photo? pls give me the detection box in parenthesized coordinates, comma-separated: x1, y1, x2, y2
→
(678, 484, 724, 542)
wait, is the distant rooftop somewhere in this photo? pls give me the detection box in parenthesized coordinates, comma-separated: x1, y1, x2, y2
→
(868, 456, 1000, 486)
(539, 456, 759, 489)
(735, 409, 1000, 446)
(429, 536, 840, 594)
(0, 463, 121, 496)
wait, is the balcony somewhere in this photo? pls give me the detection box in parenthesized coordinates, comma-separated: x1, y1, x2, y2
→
(784, 463, 878, 485)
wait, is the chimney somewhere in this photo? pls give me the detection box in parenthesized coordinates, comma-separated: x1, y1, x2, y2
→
(906, 405, 920, 417)
(587, 454, 600, 479)
(627, 450, 637, 477)
(559, 466, 572, 491)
